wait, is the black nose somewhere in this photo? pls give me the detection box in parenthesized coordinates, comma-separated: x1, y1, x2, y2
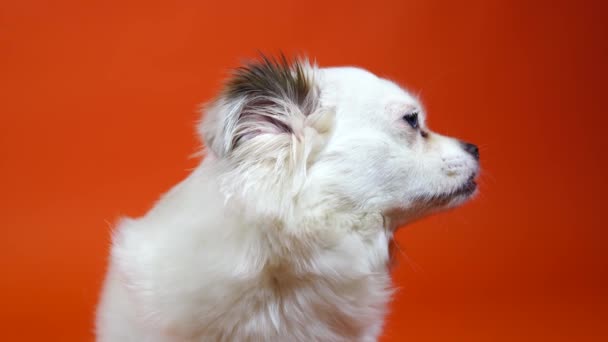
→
(461, 141, 479, 160)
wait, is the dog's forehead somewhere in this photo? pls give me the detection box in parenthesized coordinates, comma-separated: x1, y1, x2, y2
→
(319, 67, 419, 109)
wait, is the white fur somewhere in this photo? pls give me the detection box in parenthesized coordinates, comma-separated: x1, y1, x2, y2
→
(96, 63, 479, 341)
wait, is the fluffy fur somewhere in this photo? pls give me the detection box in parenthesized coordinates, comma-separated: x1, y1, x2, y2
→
(96, 56, 480, 341)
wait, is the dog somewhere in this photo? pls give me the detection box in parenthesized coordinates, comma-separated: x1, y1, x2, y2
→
(96, 55, 480, 341)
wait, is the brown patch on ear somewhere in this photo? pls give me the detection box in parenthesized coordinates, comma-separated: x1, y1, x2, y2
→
(224, 53, 318, 115)
(199, 54, 320, 157)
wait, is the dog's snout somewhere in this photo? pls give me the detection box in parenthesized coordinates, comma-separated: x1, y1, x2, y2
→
(460, 141, 479, 160)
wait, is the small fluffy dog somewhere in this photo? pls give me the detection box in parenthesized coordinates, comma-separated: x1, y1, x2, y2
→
(96, 56, 480, 341)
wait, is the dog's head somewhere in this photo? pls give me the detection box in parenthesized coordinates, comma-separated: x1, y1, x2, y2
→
(200, 56, 479, 226)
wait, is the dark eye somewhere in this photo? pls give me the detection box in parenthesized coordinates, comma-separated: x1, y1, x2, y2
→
(403, 112, 419, 129)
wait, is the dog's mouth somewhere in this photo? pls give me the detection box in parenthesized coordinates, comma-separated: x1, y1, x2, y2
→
(427, 174, 478, 205)
(451, 174, 477, 197)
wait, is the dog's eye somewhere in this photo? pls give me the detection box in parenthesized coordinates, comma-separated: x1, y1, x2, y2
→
(403, 112, 419, 129)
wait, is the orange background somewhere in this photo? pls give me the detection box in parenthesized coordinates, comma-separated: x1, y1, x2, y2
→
(1, 0, 607, 340)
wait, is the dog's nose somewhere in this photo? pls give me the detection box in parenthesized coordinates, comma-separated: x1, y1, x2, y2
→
(460, 141, 479, 160)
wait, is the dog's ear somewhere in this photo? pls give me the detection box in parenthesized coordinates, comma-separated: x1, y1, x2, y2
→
(199, 55, 327, 158)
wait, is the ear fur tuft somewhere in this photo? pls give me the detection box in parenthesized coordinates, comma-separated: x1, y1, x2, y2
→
(199, 54, 322, 158)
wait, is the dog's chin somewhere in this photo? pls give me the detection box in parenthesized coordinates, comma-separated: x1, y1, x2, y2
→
(416, 175, 478, 211)
(436, 175, 478, 208)
(391, 177, 477, 227)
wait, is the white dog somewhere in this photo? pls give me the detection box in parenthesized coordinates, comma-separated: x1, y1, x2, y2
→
(96, 56, 480, 341)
